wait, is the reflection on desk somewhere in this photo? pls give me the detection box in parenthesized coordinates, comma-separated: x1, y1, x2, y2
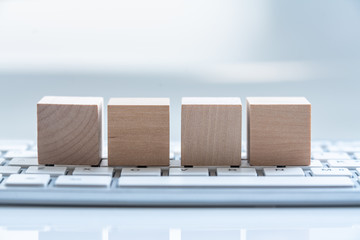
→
(0, 207, 360, 240)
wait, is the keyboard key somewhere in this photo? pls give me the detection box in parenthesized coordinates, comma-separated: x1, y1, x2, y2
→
(311, 168, 352, 177)
(328, 146, 360, 153)
(326, 145, 341, 152)
(217, 168, 257, 176)
(312, 152, 351, 160)
(25, 166, 67, 176)
(55, 175, 112, 188)
(8, 158, 38, 167)
(72, 167, 114, 176)
(309, 160, 323, 168)
(5, 174, 50, 187)
(121, 167, 161, 176)
(311, 146, 324, 153)
(336, 141, 360, 147)
(312, 141, 332, 147)
(356, 168, 360, 175)
(118, 176, 354, 188)
(0, 158, 4, 165)
(263, 168, 304, 176)
(169, 168, 209, 176)
(4, 150, 37, 158)
(355, 153, 360, 160)
(0, 166, 21, 175)
(328, 160, 360, 168)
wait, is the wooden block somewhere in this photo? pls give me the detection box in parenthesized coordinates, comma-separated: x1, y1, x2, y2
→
(108, 98, 170, 166)
(247, 97, 311, 166)
(181, 97, 242, 166)
(37, 96, 103, 165)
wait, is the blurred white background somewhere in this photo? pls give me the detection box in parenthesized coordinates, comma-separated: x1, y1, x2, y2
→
(0, 0, 359, 141)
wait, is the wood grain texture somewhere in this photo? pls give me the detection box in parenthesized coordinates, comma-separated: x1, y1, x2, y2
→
(247, 97, 311, 166)
(108, 98, 170, 166)
(181, 97, 242, 166)
(37, 96, 103, 165)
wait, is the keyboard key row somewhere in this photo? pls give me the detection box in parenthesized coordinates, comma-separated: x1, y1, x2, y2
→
(4, 151, 37, 158)
(327, 160, 360, 168)
(118, 176, 354, 188)
(0, 165, 356, 178)
(1, 173, 356, 188)
(312, 152, 351, 160)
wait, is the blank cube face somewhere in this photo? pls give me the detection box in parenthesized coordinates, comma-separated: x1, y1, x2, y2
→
(37, 96, 103, 165)
(247, 97, 311, 166)
(181, 98, 242, 166)
(108, 98, 170, 166)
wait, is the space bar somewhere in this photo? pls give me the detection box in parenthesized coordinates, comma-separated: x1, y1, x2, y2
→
(118, 176, 354, 188)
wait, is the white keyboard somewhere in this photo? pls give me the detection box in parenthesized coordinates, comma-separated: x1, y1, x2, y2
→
(1, 140, 360, 206)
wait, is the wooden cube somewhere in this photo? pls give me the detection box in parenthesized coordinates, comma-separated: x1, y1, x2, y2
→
(37, 96, 103, 165)
(247, 97, 311, 166)
(108, 98, 170, 166)
(181, 97, 242, 166)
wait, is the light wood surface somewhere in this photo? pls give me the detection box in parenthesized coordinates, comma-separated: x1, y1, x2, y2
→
(108, 98, 170, 166)
(247, 97, 311, 166)
(37, 96, 103, 165)
(181, 97, 242, 166)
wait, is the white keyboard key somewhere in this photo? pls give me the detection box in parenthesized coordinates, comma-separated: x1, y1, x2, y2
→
(0, 174, 2, 180)
(312, 141, 332, 147)
(55, 175, 112, 188)
(339, 146, 360, 153)
(311, 146, 324, 153)
(328, 160, 360, 168)
(25, 166, 67, 176)
(4, 150, 37, 158)
(311, 168, 352, 177)
(72, 167, 114, 176)
(264, 167, 305, 176)
(0, 158, 4, 165)
(118, 176, 354, 188)
(356, 168, 360, 175)
(328, 145, 360, 152)
(121, 167, 161, 176)
(312, 152, 351, 160)
(336, 141, 360, 147)
(0, 166, 21, 175)
(5, 174, 50, 187)
(217, 168, 257, 176)
(8, 158, 38, 167)
(309, 160, 323, 168)
(355, 153, 360, 160)
(169, 168, 209, 176)
(326, 145, 341, 152)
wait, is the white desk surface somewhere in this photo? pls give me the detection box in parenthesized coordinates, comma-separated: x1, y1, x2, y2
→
(0, 207, 360, 240)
